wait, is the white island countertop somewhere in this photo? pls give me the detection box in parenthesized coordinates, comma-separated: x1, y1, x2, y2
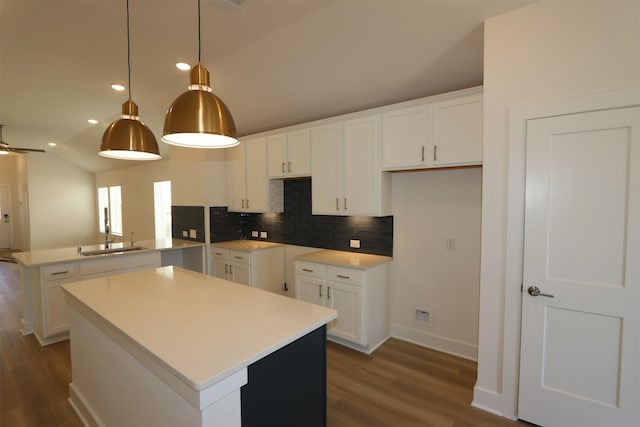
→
(61, 266, 337, 391)
(12, 238, 204, 267)
(295, 249, 392, 269)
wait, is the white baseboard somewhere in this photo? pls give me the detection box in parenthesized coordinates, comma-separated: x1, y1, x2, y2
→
(471, 385, 503, 417)
(390, 323, 478, 361)
(69, 382, 102, 427)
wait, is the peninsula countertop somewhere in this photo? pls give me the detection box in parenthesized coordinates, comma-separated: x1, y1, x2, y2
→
(61, 266, 337, 391)
(295, 249, 392, 269)
(12, 238, 204, 267)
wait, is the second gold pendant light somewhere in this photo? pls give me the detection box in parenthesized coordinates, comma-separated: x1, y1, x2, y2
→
(162, 0, 238, 149)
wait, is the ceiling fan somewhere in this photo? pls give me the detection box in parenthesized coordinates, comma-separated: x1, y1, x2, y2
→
(0, 125, 46, 154)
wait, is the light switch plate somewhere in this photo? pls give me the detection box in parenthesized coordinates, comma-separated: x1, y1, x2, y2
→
(350, 239, 361, 248)
(189, 229, 197, 239)
(260, 231, 267, 239)
(251, 231, 259, 238)
(182, 230, 188, 237)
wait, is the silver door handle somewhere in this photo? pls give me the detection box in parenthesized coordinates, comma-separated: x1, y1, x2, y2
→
(527, 286, 554, 298)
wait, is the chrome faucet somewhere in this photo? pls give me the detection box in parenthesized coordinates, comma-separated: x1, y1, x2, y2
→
(104, 207, 114, 247)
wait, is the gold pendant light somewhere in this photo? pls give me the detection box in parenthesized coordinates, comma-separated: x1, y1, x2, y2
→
(161, 0, 238, 149)
(100, 0, 161, 161)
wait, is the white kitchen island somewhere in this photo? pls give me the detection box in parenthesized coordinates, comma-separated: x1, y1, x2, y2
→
(61, 266, 337, 427)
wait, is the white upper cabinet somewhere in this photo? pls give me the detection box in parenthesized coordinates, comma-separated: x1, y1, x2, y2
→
(311, 122, 344, 214)
(431, 92, 483, 167)
(382, 87, 483, 171)
(228, 137, 284, 213)
(382, 104, 430, 169)
(312, 114, 391, 216)
(267, 128, 311, 178)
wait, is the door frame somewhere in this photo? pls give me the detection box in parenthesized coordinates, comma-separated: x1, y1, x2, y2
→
(500, 86, 640, 419)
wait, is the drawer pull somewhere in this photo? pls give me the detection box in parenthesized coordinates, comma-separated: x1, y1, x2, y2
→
(234, 256, 243, 260)
(302, 268, 313, 273)
(214, 252, 224, 256)
(337, 274, 350, 279)
(51, 270, 70, 276)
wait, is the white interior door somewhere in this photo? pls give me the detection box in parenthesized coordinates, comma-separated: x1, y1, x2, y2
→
(0, 185, 12, 249)
(519, 107, 640, 426)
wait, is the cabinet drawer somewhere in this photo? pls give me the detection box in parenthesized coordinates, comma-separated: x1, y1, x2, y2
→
(328, 266, 363, 286)
(229, 250, 250, 264)
(295, 261, 326, 279)
(42, 262, 79, 281)
(211, 247, 230, 260)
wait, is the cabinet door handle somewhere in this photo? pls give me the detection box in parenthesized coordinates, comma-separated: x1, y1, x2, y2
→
(318, 285, 322, 298)
(336, 198, 339, 211)
(302, 268, 313, 273)
(288, 161, 292, 173)
(421, 146, 425, 162)
(241, 199, 245, 209)
(344, 198, 347, 211)
(282, 162, 285, 173)
(284, 282, 288, 292)
(229, 264, 233, 275)
(433, 144, 437, 161)
(337, 274, 350, 279)
(51, 270, 69, 276)
(328, 286, 331, 300)
(245, 199, 250, 209)
(224, 264, 228, 274)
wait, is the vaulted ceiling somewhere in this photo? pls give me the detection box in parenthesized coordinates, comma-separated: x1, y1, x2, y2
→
(1, 0, 533, 173)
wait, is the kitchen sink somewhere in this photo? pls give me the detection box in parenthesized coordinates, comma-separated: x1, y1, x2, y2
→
(80, 246, 146, 256)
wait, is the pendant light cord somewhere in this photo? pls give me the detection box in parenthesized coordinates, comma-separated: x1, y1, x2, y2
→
(126, 0, 132, 100)
(197, 0, 202, 62)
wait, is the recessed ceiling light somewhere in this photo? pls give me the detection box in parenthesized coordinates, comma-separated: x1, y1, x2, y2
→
(176, 62, 191, 71)
(88, 119, 98, 124)
(48, 142, 57, 147)
(111, 84, 126, 91)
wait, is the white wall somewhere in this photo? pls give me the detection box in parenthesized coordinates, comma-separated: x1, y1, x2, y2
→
(96, 160, 170, 242)
(390, 168, 482, 360)
(26, 154, 96, 250)
(475, 0, 640, 417)
(169, 146, 228, 207)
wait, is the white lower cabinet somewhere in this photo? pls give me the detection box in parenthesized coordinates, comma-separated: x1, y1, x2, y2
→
(295, 258, 389, 353)
(34, 252, 161, 345)
(211, 244, 286, 295)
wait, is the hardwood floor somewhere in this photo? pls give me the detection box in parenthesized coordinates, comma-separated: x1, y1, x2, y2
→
(0, 253, 524, 426)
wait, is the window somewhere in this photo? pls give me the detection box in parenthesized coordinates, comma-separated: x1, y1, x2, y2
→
(98, 186, 122, 236)
(154, 181, 172, 240)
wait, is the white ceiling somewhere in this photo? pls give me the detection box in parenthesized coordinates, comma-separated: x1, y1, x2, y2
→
(0, 0, 533, 173)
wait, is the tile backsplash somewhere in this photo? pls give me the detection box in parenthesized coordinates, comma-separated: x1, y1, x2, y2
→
(209, 179, 393, 257)
(171, 206, 205, 243)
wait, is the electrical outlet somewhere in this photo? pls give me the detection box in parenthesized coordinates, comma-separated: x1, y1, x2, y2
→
(350, 239, 361, 248)
(446, 238, 456, 251)
(260, 231, 267, 239)
(182, 230, 188, 237)
(189, 229, 197, 239)
(251, 230, 259, 238)
(415, 309, 430, 322)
